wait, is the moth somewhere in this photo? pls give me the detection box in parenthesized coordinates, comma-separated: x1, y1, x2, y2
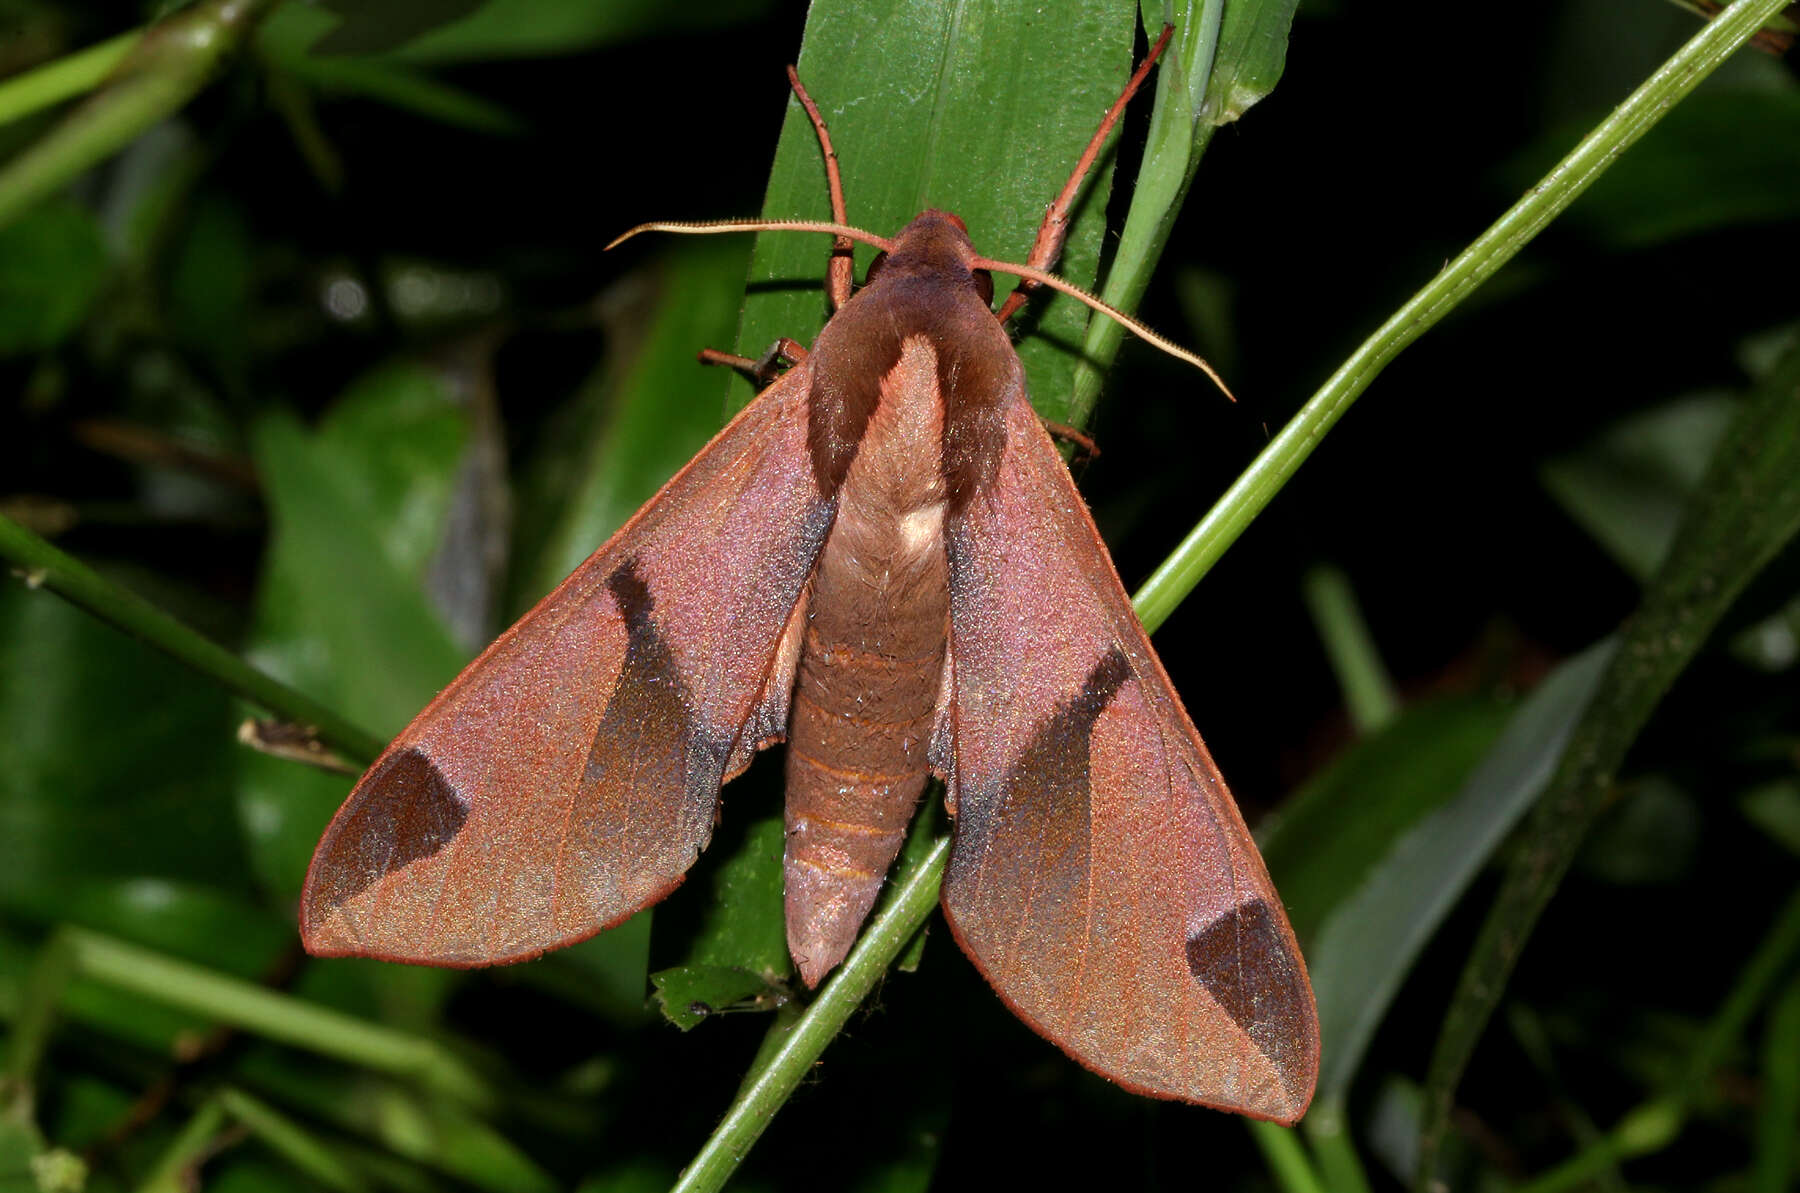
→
(301, 30, 1319, 1123)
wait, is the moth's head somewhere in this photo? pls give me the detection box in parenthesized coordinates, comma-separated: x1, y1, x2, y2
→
(864, 210, 994, 306)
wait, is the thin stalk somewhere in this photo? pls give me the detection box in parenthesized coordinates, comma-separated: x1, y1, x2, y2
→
(136, 1097, 229, 1193)
(217, 1087, 370, 1193)
(1247, 1121, 1329, 1193)
(1511, 885, 1800, 1191)
(1301, 1097, 1374, 1193)
(1754, 977, 1800, 1193)
(0, 30, 142, 127)
(0, 514, 386, 764)
(61, 929, 496, 1111)
(1417, 326, 1800, 1187)
(670, 838, 948, 1193)
(2, 934, 76, 1097)
(1132, 0, 1794, 630)
(1301, 564, 1399, 734)
(0, 0, 276, 229)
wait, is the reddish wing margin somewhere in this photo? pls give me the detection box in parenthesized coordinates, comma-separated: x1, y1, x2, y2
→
(301, 364, 832, 966)
(939, 391, 1319, 1122)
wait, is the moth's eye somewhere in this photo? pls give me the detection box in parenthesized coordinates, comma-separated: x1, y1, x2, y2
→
(862, 252, 888, 285)
(972, 268, 994, 306)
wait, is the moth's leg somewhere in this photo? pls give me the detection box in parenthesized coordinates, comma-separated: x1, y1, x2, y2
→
(994, 25, 1174, 326)
(786, 67, 854, 311)
(1041, 419, 1100, 465)
(697, 337, 809, 389)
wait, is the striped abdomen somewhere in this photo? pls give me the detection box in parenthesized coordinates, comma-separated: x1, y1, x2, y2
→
(784, 337, 950, 986)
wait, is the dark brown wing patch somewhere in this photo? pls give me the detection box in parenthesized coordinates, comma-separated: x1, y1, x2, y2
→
(307, 747, 467, 913)
(1186, 899, 1316, 1069)
(579, 558, 701, 791)
(952, 646, 1130, 888)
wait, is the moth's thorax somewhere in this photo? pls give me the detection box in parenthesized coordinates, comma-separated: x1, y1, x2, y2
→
(806, 209, 1024, 513)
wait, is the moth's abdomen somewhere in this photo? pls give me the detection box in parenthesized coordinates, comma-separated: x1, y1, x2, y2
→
(784, 337, 952, 987)
(783, 610, 943, 986)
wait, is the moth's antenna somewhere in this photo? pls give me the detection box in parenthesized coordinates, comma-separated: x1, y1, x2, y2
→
(976, 256, 1236, 402)
(606, 221, 1234, 401)
(605, 220, 895, 254)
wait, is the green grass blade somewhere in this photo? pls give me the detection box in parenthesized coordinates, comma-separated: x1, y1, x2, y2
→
(1300, 563, 1399, 734)
(0, 30, 140, 127)
(62, 928, 498, 1110)
(0, 0, 276, 229)
(0, 513, 385, 764)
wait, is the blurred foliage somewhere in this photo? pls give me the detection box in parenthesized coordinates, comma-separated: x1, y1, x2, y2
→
(2, 1, 1798, 1191)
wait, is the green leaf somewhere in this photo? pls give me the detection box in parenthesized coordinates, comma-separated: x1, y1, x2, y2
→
(0, 0, 274, 232)
(1574, 774, 1699, 885)
(168, 192, 254, 390)
(1205, 0, 1301, 123)
(246, 400, 467, 736)
(736, 0, 1139, 424)
(1260, 696, 1516, 944)
(679, 815, 789, 978)
(1065, 0, 1300, 424)
(1543, 389, 1800, 672)
(1741, 779, 1800, 857)
(1258, 650, 1610, 1105)
(0, 199, 107, 354)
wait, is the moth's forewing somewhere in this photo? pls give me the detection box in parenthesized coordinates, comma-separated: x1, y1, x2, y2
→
(302, 365, 831, 966)
(939, 391, 1319, 1123)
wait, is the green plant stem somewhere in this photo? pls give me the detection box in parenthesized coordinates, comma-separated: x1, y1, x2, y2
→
(0, 514, 385, 764)
(137, 1097, 229, 1193)
(217, 1087, 370, 1193)
(1132, 0, 1794, 632)
(671, 838, 949, 1193)
(1417, 324, 1800, 1183)
(0, 30, 142, 127)
(2, 934, 75, 1099)
(1301, 1097, 1374, 1193)
(0, 0, 276, 230)
(1301, 564, 1398, 733)
(1064, 2, 1224, 425)
(61, 929, 496, 1111)
(1677, 882, 1800, 1090)
(1247, 1121, 1328, 1193)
